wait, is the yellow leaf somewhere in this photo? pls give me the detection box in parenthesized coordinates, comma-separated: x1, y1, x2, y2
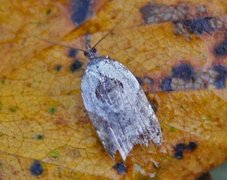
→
(0, 0, 226, 179)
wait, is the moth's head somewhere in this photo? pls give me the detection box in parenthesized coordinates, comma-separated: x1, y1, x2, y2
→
(84, 46, 97, 59)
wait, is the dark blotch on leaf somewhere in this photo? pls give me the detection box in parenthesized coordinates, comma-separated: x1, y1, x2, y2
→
(30, 160, 43, 176)
(174, 142, 198, 159)
(68, 48, 78, 58)
(197, 172, 212, 180)
(214, 75, 225, 89)
(113, 162, 127, 175)
(70, 60, 83, 72)
(213, 65, 227, 76)
(140, 4, 152, 23)
(213, 64, 227, 89)
(9, 107, 16, 112)
(49, 107, 57, 114)
(174, 143, 186, 159)
(46, 9, 51, 15)
(187, 141, 198, 151)
(172, 63, 195, 81)
(35, 134, 44, 140)
(182, 17, 214, 35)
(55, 64, 62, 72)
(71, 0, 91, 25)
(214, 40, 227, 56)
(161, 76, 172, 91)
(174, 150, 184, 159)
(174, 143, 186, 152)
(0, 79, 5, 85)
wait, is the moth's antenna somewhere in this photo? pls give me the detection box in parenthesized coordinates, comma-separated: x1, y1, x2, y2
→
(90, 19, 123, 50)
(33, 35, 87, 53)
(91, 30, 113, 50)
(90, 19, 150, 50)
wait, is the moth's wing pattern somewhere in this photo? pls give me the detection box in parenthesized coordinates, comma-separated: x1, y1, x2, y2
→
(81, 58, 162, 160)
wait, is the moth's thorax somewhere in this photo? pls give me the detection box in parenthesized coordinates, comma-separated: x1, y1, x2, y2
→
(87, 53, 109, 62)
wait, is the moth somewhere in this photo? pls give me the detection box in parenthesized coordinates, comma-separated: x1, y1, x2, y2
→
(38, 33, 162, 161)
(81, 39, 162, 161)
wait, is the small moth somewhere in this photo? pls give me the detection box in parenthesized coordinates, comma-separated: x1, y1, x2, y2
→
(38, 34, 162, 161)
(80, 37, 162, 161)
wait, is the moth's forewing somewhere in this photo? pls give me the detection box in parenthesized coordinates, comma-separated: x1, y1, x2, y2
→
(81, 58, 162, 160)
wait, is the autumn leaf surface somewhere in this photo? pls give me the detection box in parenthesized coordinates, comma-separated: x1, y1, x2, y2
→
(0, 0, 226, 179)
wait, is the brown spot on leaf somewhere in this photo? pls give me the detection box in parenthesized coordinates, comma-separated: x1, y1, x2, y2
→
(196, 172, 212, 180)
(54, 117, 69, 126)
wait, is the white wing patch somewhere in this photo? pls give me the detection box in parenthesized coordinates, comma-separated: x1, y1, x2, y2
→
(81, 58, 162, 160)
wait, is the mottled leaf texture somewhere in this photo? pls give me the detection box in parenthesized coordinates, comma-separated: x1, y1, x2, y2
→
(81, 58, 162, 160)
(0, 0, 226, 179)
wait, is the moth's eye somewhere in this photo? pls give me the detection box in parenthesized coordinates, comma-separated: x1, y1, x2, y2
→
(91, 48, 97, 53)
(84, 51, 89, 57)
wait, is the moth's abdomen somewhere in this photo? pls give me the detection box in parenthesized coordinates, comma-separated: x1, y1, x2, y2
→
(81, 58, 162, 160)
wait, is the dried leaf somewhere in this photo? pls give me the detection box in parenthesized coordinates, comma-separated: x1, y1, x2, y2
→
(0, 0, 226, 179)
